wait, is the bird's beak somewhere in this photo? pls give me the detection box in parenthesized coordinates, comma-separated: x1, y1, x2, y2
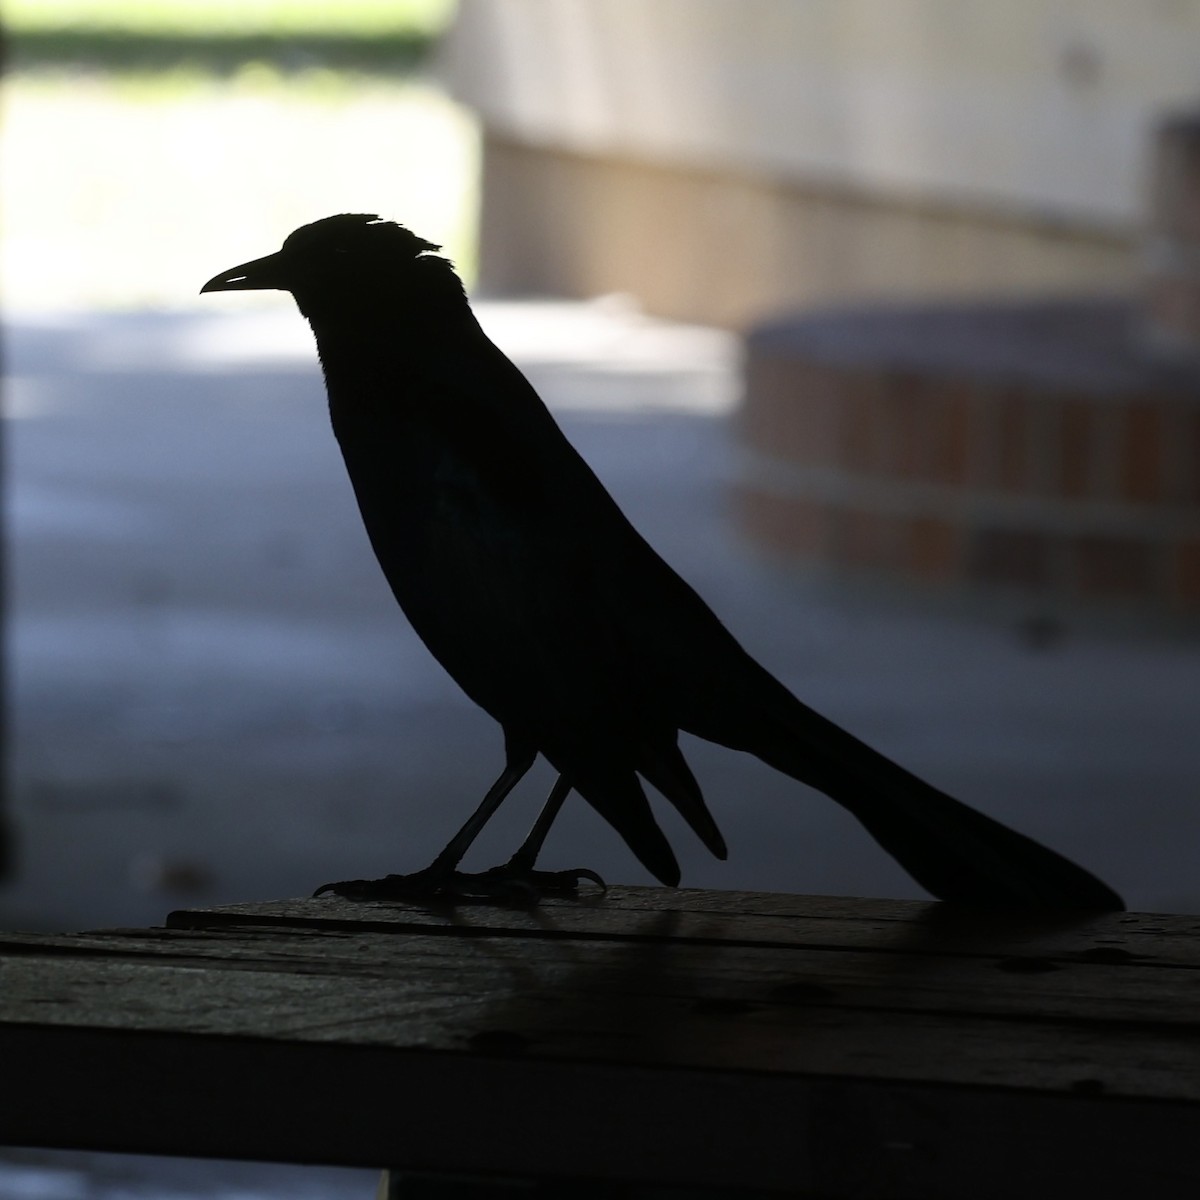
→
(200, 251, 288, 294)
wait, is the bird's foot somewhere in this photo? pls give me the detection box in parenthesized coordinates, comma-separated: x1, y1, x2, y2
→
(312, 863, 605, 904)
(476, 862, 607, 900)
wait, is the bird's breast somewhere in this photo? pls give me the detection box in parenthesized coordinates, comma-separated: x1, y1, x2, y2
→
(336, 425, 547, 682)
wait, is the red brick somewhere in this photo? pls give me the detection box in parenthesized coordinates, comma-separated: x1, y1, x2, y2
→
(1058, 398, 1093, 498)
(734, 485, 827, 560)
(967, 527, 1051, 588)
(1144, 276, 1200, 344)
(737, 356, 776, 451)
(1189, 410, 1200, 506)
(926, 380, 972, 487)
(1121, 402, 1163, 504)
(801, 363, 845, 465)
(837, 506, 904, 570)
(1156, 399, 1196, 504)
(907, 515, 961, 581)
(740, 355, 801, 458)
(1172, 539, 1200, 607)
(839, 372, 883, 475)
(994, 389, 1031, 492)
(880, 371, 923, 479)
(742, 357, 846, 466)
(1072, 535, 1155, 597)
(837, 506, 875, 567)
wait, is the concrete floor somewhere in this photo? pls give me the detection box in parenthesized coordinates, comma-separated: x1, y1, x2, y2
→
(4, 295, 1196, 934)
(0, 1148, 379, 1200)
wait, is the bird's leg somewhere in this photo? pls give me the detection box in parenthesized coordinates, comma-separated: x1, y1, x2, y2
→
(476, 774, 606, 895)
(313, 750, 534, 901)
(507, 773, 572, 872)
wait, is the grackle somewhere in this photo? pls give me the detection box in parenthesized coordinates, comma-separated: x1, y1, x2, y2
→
(202, 214, 1123, 910)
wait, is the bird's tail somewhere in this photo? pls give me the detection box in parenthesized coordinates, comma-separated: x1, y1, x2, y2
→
(699, 672, 1124, 910)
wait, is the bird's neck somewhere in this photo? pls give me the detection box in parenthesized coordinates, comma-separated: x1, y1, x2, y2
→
(294, 260, 468, 332)
(305, 298, 482, 437)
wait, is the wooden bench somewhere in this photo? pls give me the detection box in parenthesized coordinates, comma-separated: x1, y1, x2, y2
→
(2, 887, 1198, 1198)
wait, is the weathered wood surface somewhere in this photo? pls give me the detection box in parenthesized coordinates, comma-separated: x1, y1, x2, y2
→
(2, 886, 1199, 1197)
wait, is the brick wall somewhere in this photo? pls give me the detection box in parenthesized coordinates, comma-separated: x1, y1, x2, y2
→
(735, 299, 1200, 618)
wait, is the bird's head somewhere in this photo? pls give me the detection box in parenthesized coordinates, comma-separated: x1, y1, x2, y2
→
(200, 214, 462, 318)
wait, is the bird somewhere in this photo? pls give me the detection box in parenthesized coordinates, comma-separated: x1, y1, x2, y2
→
(201, 213, 1124, 910)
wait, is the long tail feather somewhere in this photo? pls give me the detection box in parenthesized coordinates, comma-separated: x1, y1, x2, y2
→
(684, 660, 1123, 909)
(757, 700, 1122, 909)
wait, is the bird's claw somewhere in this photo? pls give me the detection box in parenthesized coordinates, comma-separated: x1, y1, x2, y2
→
(483, 865, 608, 896)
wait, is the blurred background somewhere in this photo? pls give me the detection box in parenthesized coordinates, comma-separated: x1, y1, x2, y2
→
(5, 1, 1200, 1196)
(4, 2, 1200, 932)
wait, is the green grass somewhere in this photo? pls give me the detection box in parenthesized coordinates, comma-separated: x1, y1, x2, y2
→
(5, 0, 457, 73)
(5, 0, 455, 36)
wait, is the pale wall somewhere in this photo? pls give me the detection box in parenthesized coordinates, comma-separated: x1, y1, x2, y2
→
(443, 0, 1200, 325)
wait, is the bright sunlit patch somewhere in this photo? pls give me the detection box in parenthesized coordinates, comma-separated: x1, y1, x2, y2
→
(168, 311, 317, 369)
(2, 74, 479, 312)
(475, 297, 739, 416)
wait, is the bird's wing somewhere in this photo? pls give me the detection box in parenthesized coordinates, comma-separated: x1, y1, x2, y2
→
(335, 336, 724, 878)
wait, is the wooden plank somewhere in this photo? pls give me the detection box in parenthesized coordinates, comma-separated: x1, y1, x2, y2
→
(4, 886, 1199, 1196)
(4, 1020, 1198, 1197)
(3, 928, 1199, 1097)
(0, 921, 1197, 1030)
(166, 886, 1200, 968)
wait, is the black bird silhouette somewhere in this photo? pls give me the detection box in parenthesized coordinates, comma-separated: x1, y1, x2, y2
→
(202, 214, 1123, 910)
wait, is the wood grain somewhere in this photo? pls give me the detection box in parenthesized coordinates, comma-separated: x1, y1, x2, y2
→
(166, 886, 1200, 965)
(3, 886, 1198, 1197)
